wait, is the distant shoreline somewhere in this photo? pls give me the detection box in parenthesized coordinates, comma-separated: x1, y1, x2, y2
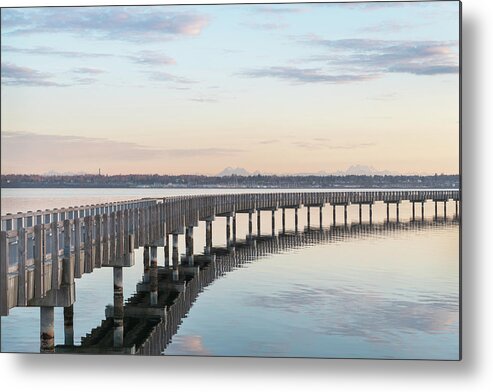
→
(1, 174, 460, 190)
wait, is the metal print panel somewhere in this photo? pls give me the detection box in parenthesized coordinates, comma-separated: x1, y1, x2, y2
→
(0, 1, 461, 359)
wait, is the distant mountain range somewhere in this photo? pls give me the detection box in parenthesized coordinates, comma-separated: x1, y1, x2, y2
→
(216, 165, 396, 177)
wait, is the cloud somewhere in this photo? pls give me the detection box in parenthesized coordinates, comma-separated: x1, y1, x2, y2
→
(245, 283, 458, 342)
(189, 97, 218, 103)
(149, 71, 197, 85)
(1, 62, 66, 87)
(242, 66, 377, 84)
(1, 132, 245, 173)
(1, 7, 210, 41)
(293, 140, 375, 150)
(307, 38, 459, 76)
(128, 51, 176, 66)
(72, 67, 105, 74)
(242, 22, 288, 31)
(252, 5, 306, 14)
(1, 44, 113, 59)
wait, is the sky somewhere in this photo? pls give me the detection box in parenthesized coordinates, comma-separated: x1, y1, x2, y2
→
(0, 1, 460, 176)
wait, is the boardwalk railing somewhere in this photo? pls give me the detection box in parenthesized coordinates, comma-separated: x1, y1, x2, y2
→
(0, 190, 460, 317)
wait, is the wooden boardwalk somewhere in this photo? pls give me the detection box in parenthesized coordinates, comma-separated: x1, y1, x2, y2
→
(0, 190, 460, 352)
(54, 217, 459, 355)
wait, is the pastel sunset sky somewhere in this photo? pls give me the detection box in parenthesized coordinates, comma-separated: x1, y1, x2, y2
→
(1, 1, 460, 175)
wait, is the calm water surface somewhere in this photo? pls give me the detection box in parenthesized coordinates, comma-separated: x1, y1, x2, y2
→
(0, 188, 460, 359)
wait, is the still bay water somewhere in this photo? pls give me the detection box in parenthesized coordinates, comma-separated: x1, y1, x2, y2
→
(0, 188, 460, 359)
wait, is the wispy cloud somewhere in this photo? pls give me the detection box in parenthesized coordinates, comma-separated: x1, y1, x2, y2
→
(242, 66, 377, 84)
(149, 71, 197, 85)
(72, 67, 105, 74)
(2, 7, 210, 41)
(242, 22, 288, 31)
(1, 44, 114, 59)
(306, 38, 459, 76)
(293, 139, 375, 150)
(189, 97, 218, 103)
(1, 132, 244, 167)
(1, 62, 66, 87)
(128, 51, 176, 66)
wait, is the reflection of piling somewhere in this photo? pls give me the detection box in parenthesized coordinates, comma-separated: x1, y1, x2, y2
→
(40, 306, 55, 353)
(150, 246, 158, 306)
(64, 305, 74, 346)
(113, 266, 123, 348)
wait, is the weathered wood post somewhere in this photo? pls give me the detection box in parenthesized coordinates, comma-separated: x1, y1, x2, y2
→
(143, 245, 150, 283)
(319, 206, 323, 229)
(150, 246, 158, 305)
(164, 234, 170, 267)
(34, 224, 45, 298)
(359, 204, 362, 224)
(295, 207, 299, 232)
(271, 210, 275, 236)
(232, 213, 237, 244)
(40, 306, 55, 353)
(396, 203, 400, 222)
(0, 231, 9, 316)
(412, 202, 416, 221)
(64, 305, 74, 346)
(444, 201, 447, 220)
(248, 211, 253, 238)
(257, 210, 261, 236)
(113, 266, 124, 348)
(455, 200, 459, 217)
(307, 207, 311, 228)
(172, 233, 179, 281)
(421, 201, 425, 221)
(226, 216, 231, 246)
(332, 205, 336, 225)
(185, 226, 194, 265)
(17, 227, 27, 306)
(386, 203, 390, 222)
(344, 205, 348, 226)
(282, 208, 286, 233)
(369, 203, 373, 225)
(205, 219, 213, 255)
(94, 215, 101, 268)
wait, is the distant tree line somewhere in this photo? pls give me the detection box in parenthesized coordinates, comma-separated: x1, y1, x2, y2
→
(0, 174, 460, 189)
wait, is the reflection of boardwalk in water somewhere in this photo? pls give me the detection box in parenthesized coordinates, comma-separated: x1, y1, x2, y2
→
(0, 190, 460, 353)
(55, 217, 458, 355)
